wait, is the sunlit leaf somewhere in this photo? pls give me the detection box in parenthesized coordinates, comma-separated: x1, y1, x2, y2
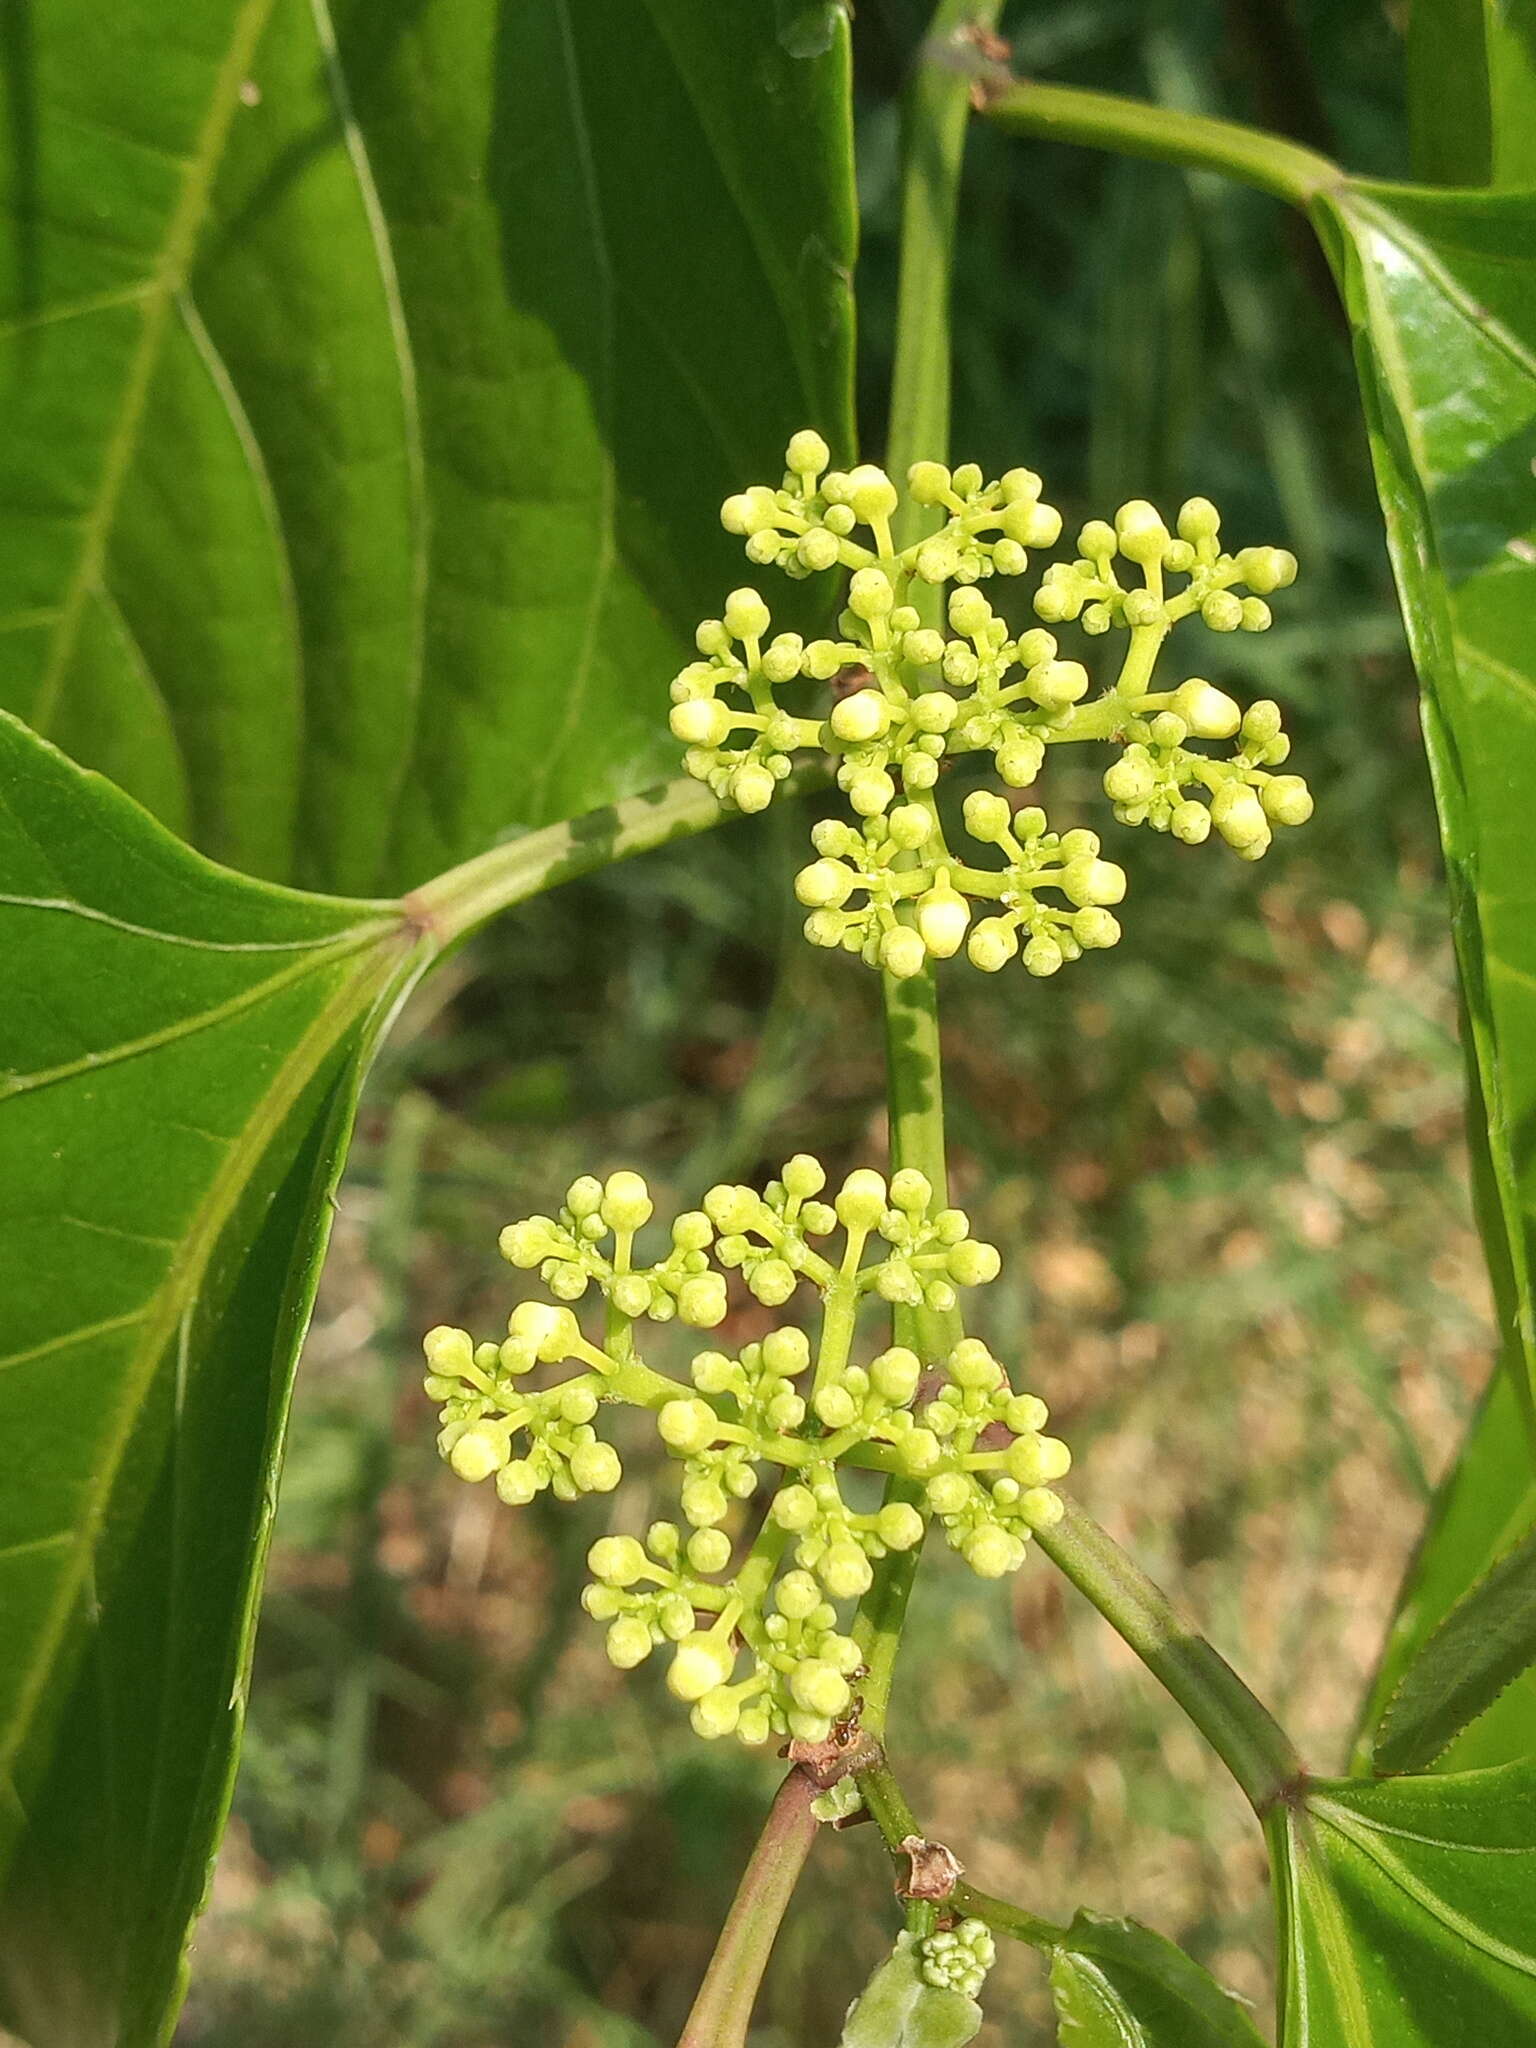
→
(1049, 1910, 1266, 2047)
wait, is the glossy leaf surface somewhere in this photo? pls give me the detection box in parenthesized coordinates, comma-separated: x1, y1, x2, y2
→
(1049, 1911, 1266, 2047)
(1272, 1762, 1536, 2044)
(0, 711, 421, 2043)
(0, 0, 856, 893)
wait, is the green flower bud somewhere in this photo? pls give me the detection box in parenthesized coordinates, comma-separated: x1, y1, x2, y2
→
(687, 1527, 733, 1575)
(761, 633, 805, 686)
(749, 1258, 797, 1307)
(1020, 1487, 1064, 1530)
(1170, 799, 1211, 845)
(1235, 545, 1295, 594)
(848, 767, 897, 817)
(589, 1535, 648, 1586)
(423, 1325, 475, 1376)
(668, 1634, 736, 1701)
(496, 1459, 540, 1506)
(669, 698, 732, 749)
(723, 587, 771, 641)
(791, 1658, 852, 1718)
(965, 1526, 1017, 1578)
(948, 1338, 1001, 1390)
(1072, 907, 1121, 950)
(845, 464, 899, 523)
(1261, 774, 1313, 826)
(690, 1351, 735, 1396)
(880, 924, 928, 979)
(1078, 519, 1116, 558)
(1242, 698, 1283, 745)
(889, 1170, 932, 1216)
(916, 538, 960, 583)
(795, 858, 855, 910)
(1211, 780, 1269, 849)
(677, 1273, 728, 1329)
(795, 528, 839, 573)
(916, 886, 970, 961)
(1103, 752, 1158, 805)
(681, 1477, 729, 1527)
(772, 1485, 819, 1533)
(787, 428, 830, 476)
(598, 1170, 652, 1234)
(902, 628, 946, 669)
(508, 1301, 581, 1362)
(776, 1569, 823, 1620)
(1022, 933, 1063, 978)
(781, 1154, 826, 1203)
(730, 762, 776, 814)
(996, 734, 1045, 787)
(830, 689, 891, 743)
(658, 1397, 720, 1456)
(909, 692, 958, 736)
(1200, 590, 1244, 632)
(946, 1240, 1001, 1286)
(1173, 679, 1242, 739)
(704, 1183, 760, 1233)
(1176, 496, 1220, 543)
(1029, 659, 1089, 709)
(926, 1472, 970, 1517)
(672, 1210, 714, 1254)
(1123, 587, 1164, 628)
(948, 587, 992, 639)
(804, 910, 846, 949)
(869, 1346, 923, 1407)
(907, 460, 952, 504)
(762, 1326, 812, 1377)
(836, 1168, 888, 1231)
(570, 1440, 622, 1493)
(1059, 856, 1124, 909)
(967, 917, 1017, 972)
(886, 804, 934, 854)
(877, 1501, 926, 1552)
(849, 567, 896, 620)
(606, 1617, 654, 1669)
(1240, 596, 1272, 632)
(991, 538, 1027, 576)
(610, 1272, 652, 1319)
(1114, 499, 1171, 564)
(900, 1428, 942, 1475)
(962, 790, 1011, 844)
(449, 1427, 505, 1483)
(691, 1687, 742, 1740)
(820, 1543, 874, 1600)
(813, 1384, 859, 1430)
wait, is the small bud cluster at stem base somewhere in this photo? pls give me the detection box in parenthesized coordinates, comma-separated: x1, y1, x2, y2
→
(424, 1160, 1066, 1750)
(671, 434, 1312, 981)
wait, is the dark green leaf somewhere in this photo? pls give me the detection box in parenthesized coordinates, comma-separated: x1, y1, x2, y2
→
(1408, 0, 1536, 189)
(1359, 1364, 1536, 1773)
(1049, 1911, 1267, 2047)
(1271, 1763, 1536, 2044)
(0, 0, 856, 892)
(0, 710, 421, 2042)
(1374, 1518, 1536, 1773)
(1316, 181, 1536, 1440)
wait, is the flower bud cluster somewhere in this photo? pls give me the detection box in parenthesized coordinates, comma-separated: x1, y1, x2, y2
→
(671, 434, 1312, 979)
(919, 1920, 996, 2001)
(425, 1159, 1065, 1749)
(841, 1931, 988, 2048)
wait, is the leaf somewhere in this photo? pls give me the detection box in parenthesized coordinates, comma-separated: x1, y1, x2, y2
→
(1374, 1518, 1536, 1774)
(1049, 1911, 1267, 2048)
(1313, 181, 1536, 1443)
(0, 0, 856, 893)
(1407, 0, 1536, 189)
(1359, 1364, 1536, 1773)
(0, 710, 732, 2045)
(1270, 1762, 1536, 2045)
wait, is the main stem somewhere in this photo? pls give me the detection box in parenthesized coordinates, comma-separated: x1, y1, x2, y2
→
(676, 1768, 820, 2048)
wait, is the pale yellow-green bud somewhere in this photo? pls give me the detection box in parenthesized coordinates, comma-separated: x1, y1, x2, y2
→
(963, 790, 1012, 842)
(677, 1273, 728, 1330)
(720, 485, 778, 536)
(1173, 679, 1242, 738)
(795, 858, 855, 909)
(1022, 933, 1064, 977)
(1062, 856, 1127, 908)
(570, 1440, 622, 1493)
(1170, 799, 1211, 844)
(965, 1527, 1017, 1578)
(786, 428, 830, 476)
(723, 587, 771, 640)
(1072, 907, 1121, 950)
(909, 691, 957, 734)
(880, 924, 928, 978)
(423, 1324, 475, 1376)
(600, 1170, 652, 1233)
(668, 1634, 736, 1701)
(730, 762, 776, 813)
(870, 1345, 923, 1406)
(836, 1168, 888, 1231)
(916, 886, 970, 960)
(1262, 774, 1313, 826)
(1211, 781, 1269, 849)
(907, 459, 952, 504)
(967, 917, 1017, 972)
(829, 688, 891, 743)
(496, 1459, 540, 1505)
(449, 1427, 505, 1483)
(948, 1338, 1001, 1390)
(1019, 1487, 1064, 1530)
(1103, 753, 1158, 805)
(1114, 498, 1171, 564)
(996, 734, 1045, 787)
(888, 1169, 931, 1215)
(903, 628, 946, 667)
(1201, 590, 1244, 632)
(948, 587, 992, 639)
(848, 767, 897, 817)
(946, 1239, 1000, 1285)
(691, 1687, 742, 1740)
(771, 1485, 819, 1533)
(658, 1397, 720, 1456)
(791, 1659, 853, 1718)
(887, 803, 934, 851)
(848, 567, 896, 619)
(687, 1527, 733, 1576)
(762, 1325, 812, 1375)
(820, 1543, 874, 1600)
(776, 1569, 822, 1620)
(877, 1501, 926, 1551)
(798, 528, 841, 573)
(606, 1617, 654, 1669)
(761, 632, 804, 684)
(508, 1300, 581, 1362)
(845, 463, 899, 522)
(1030, 659, 1089, 709)
(589, 1535, 648, 1585)
(1176, 496, 1220, 543)
(813, 1383, 858, 1430)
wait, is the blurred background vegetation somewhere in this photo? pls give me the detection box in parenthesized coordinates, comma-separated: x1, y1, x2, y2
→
(173, 3, 1495, 2042)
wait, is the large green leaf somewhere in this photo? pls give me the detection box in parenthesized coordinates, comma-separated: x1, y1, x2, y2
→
(0, 0, 855, 893)
(1358, 1365, 1536, 1773)
(1270, 1762, 1536, 2044)
(0, 709, 733, 2045)
(1407, 0, 1536, 189)
(1049, 1911, 1266, 2047)
(1311, 181, 1536, 1442)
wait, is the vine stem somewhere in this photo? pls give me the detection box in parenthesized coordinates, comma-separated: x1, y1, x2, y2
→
(1037, 1497, 1304, 1813)
(976, 76, 1341, 212)
(675, 1767, 820, 2048)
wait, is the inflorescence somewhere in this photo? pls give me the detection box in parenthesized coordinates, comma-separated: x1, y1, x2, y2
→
(424, 1162, 1068, 1750)
(669, 431, 1311, 980)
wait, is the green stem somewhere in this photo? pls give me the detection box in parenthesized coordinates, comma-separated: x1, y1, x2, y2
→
(676, 1767, 820, 2048)
(857, 1759, 1066, 1950)
(1037, 1498, 1303, 1814)
(408, 764, 827, 953)
(978, 77, 1340, 212)
(887, 0, 1004, 533)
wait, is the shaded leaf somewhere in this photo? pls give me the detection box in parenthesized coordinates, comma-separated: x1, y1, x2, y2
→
(1407, 0, 1536, 189)
(1271, 1762, 1536, 2044)
(1359, 1364, 1536, 1773)
(0, 0, 856, 892)
(1049, 1910, 1266, 2047)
